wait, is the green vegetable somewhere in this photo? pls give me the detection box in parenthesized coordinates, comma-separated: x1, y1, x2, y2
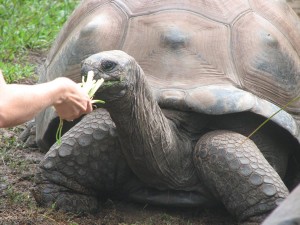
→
(79, 71, 105, 100)
(56, 71, 105, 145)
(56, 118, 64, 145)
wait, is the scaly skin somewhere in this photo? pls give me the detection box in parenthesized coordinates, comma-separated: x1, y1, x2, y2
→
(194, 130, 288, 221)
(34, 50, 290, 222)
(33, 108, 133, 211)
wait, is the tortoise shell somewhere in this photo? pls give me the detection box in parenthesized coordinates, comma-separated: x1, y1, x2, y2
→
(36, 0, 300, 150)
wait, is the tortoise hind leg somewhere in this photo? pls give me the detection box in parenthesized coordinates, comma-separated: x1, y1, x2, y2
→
(32, 108, 132, 212)
(193, 130, 288, 222)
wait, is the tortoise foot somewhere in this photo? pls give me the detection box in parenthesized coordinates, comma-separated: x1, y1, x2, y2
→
(193, 130, 289, 222)
(32, 170, 99, 213)
(18, 120, 37, 148)
(32, 173, 98, 213)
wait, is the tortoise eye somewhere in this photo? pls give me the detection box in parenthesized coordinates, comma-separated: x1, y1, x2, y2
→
(101, 60, 117, 72)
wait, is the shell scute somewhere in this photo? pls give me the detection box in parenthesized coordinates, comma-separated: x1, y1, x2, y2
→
(250, 0, 300, 57)
(46, 4, 127, 82)
(122, 11, 236, 89)
(115, 0, 250, 23)
(232, 12, 300, 112)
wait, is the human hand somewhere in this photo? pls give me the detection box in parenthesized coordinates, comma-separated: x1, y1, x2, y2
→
(52, 77, 93, 121)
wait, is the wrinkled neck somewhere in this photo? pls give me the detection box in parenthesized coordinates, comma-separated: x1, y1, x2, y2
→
(105, 65, 196, 189)
(107, 65, 168, 138)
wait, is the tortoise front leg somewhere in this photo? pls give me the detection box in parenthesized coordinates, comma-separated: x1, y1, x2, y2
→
(193, 130, 288, 222)
(32, 108, 132, 212)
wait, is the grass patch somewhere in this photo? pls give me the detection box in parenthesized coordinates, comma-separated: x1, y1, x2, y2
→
(0, 0, 80, 83)
(0, 61, 34, 83)
(4, 185, 33, 205)
(0, 128, 29, 171)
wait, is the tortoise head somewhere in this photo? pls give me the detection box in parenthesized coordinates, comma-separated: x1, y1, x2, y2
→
(81, 50, 138, 101)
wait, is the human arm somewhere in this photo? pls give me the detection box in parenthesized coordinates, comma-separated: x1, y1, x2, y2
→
(0, 70, 92, 128)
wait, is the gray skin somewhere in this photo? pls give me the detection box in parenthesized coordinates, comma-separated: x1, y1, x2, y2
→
(33, 50, 299, 222)
(262, 184, 300, 225)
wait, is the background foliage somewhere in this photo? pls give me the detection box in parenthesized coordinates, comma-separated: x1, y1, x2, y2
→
(0, 0, 80, 83)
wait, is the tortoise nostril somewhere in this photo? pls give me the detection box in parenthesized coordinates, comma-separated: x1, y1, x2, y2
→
(81, 63, 93, 76)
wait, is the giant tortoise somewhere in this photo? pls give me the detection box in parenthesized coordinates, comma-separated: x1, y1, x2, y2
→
(33, 0, 300, 222)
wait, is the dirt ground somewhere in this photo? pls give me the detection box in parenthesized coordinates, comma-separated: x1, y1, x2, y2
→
(0, 52, 260, 225)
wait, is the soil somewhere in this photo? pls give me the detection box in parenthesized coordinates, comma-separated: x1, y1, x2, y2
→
(0, 51, 258, 225)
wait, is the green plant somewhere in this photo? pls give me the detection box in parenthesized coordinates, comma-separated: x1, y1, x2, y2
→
(0, 0, 80, 83)
(0, 132, 30, 172)
(0, 61, 35, 84)
(56, 71, 105, 144)
(243, 96, 300, 144)
(4, 185, 33, 205)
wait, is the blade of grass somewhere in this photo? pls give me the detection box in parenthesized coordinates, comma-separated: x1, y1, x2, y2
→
(242, 96, 300, 145)
(55, 118, 64, 145)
